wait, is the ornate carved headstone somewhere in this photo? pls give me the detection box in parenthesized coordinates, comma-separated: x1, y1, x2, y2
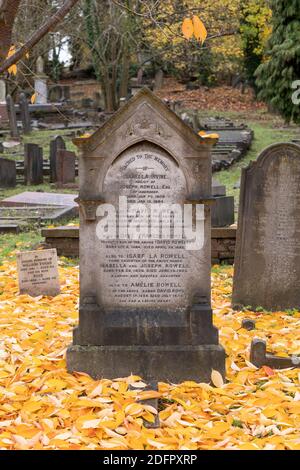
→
(0, 158, 16, 188)
(24, 143, 43, 185)
(56, 149, 76, 185)
(50, 136, 66, 183)
(67, 88, 225, 383)
(19, 93, 31, 134)
(6, 94, 19, 139)
(233, 143, 300, 311)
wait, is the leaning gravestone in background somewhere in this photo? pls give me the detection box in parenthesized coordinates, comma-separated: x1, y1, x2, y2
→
(56, 149, 76, 185)
(50, 136, 66, 183)
(0, 158, 16, 188)
(67, 88, 225, 383)
(17, 248, 60, 297)
(24, 143, 43, 185)
(233, 143, 300, 311)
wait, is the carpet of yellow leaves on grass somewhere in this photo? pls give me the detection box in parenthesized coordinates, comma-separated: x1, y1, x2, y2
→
(0, 261, 300, 450)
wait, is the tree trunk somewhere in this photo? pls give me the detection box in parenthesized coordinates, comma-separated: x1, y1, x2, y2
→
(0, 0, 80, 74)
(119, 52, 130, 100)
(0, 0, 22, 63)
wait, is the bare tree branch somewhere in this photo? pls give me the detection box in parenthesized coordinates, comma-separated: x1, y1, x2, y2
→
(0, 0, 80, 74)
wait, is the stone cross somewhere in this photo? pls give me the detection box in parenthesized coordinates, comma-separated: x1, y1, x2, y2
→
(67, 88, 225, 384)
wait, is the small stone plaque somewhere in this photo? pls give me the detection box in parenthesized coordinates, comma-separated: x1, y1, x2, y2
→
(17, 249, 60, 297)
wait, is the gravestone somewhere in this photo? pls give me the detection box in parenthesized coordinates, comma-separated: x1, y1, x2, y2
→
(0, 79, 8, 124)
(233, 143, 300, 311)
(34, 56, 48, 104)
(19, 93, 31, 134)
(0, 158, 16, 188)
(50, 136, 66, 183)
(212, 179, 234, 227)
(154, 69, 164, 91)
(56, 149, 76, 184)
(67, 88, 225, 383)
(6, 94, 19, 139)
(24, 143, 43, 185)
(17, 248, 60, 297)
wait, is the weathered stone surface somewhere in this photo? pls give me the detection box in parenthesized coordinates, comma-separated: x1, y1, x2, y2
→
(19, 93, 31, 134)
(233, 143, 300, 311)
(67, 88, 225, 382)
(241, 319, 256, 331)
(0, 224, 20, 234)
(17, 248, 60, 297)
(250, 338, 300, 369)
(2, 191, 77, 208)
(50, 136, 66, 183)
(24, 143, 43, 185)
(212, 196, 234, 227)
(56, 149, 76, 185)
(0, 158, 16, 188)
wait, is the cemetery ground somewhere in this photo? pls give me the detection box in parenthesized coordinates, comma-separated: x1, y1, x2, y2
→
(1, 108, 300, 450)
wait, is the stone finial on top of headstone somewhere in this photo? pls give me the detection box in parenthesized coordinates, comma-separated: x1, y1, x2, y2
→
(17, 248, 60, 297)
(233, 143, 300, 311)
(67, 87, 225, 384)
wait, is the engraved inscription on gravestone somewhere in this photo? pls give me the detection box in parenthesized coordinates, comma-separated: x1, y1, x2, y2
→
(99, 143, 190, 309)
(17, 249, 60, 297)
(233, 143, 300, 311)
(67, 88, 225, 383)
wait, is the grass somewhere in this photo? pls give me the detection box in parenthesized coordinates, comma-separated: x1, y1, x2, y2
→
(0, 231, 42, 265)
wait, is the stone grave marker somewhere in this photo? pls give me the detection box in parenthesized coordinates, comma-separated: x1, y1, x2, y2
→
(50, 135, 66, 183)
(17, 248, 60, 297)
(233, 143, 300, 311)
(6, 94, 19, 139)
(0, 79, 8, 124)
(56, 149, 76, 185)
(19, 93, 32, 134)
(34, 56, 48, 104)
(67, 88, 225, 383)
(24, 143, 43, 185)
(0, 158, 16, 188)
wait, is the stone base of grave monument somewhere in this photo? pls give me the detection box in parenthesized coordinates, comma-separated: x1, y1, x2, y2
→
(67, 299, 226, 383)
(67, 344, 225, 383)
